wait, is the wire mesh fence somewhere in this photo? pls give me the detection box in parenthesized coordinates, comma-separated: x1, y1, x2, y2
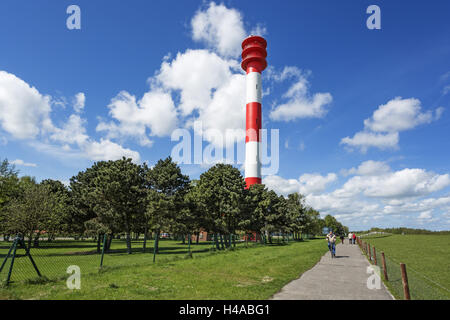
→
(0, 235, 106, 285)
(1, 232, 304, 286)
(358, 237, 450, 300)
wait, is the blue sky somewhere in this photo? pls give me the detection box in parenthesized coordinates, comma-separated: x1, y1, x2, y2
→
(1, 0, 449, 230)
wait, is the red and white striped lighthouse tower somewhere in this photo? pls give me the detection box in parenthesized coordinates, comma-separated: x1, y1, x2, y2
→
(241, 35, 267, 188)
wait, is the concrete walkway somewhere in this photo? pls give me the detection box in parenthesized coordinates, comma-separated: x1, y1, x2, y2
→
(271, 242, 394, 300)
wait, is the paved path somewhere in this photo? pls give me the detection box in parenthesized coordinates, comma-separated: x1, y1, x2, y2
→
(271, 242, 394, 300)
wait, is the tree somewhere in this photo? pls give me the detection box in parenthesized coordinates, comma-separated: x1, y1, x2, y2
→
(245, 184, 287, 244)
(145, 157, 189, 253)
(91, 158, 147, 254)
(40, 179, 71, 240)
(0, 159, 20, 236)
(196, 164, 246, 249)
(303, 208, 323, 237)
(175, 180, 207, 244)
(284, 193, 308, 240)
(4, 182, 60, 247)
(246, 184, 268, 243)
(69, 161, 109, 238)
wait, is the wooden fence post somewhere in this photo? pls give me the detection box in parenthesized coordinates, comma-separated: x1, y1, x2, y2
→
(381, 252, 388, 281)
(368, 243, 372, 261)
(400, 263, 411, 300)
(373, 246, 377, 265)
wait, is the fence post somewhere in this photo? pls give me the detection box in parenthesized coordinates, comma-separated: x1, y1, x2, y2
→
(100, 233, 107, 268)
(5, 237, 19, 285)
(373, 246, 377, 265)
(0, 240, 15, 273)
(381, 252, 388, 281)
(20, 237, 41, 277)
(368, 243, 372, 262)
(153, 232, 158, 263)
(400, 263, 411, 300)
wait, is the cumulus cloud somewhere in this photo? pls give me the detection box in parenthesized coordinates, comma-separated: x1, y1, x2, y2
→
(157, 49, 238, 116)
(0, 71, 53, 139)
(0, 71, 141, 163)
(341, 97, 443, 152)
(342, 160, 391, 176)
(73, 92, 85, 113)
(10, 159, 37, 167)
(265, 160, 450, 229)
(364, 97, 435, 133)
(341, 131, 399, 153)
(269, 67, 332, 121)
(97, 89, 178, 146)
(263, 172, 337, 196)
(191, 2, 246, 58)
(336, 169, 450, 199)
(82, 139, 140, 162)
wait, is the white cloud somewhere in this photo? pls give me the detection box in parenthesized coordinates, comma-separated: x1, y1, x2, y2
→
(50, 114, 89, 146)
(10, 159, 37, 167)
(0, 70, 53, 139)
(419, 211, 432, 219)
(191, 2, 246, 58)
(335, 168, 450, 199)
(269, 67, 332, 121)
(263, 172, 337, 196)
(341, 97, 443, 152)
(155, 49, 246, 146)
(342, 160, 391, 176)
(73, 92, 85, 113)
(97, 89, 178, 146)
(0, 70, 141, 163)
(82, 139, 140, 163)
(263, 175, 301, 195)
(157, 49, 237, 116)
(364, 97, 435, 133)
(265, 160, 450, 230)
(340, 131, 399, 153)
(298, 173, 337, 194)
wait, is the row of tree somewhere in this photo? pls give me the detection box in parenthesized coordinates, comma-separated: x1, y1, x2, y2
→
(0, 157, 348, 253)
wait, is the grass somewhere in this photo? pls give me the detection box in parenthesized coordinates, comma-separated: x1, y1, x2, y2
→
(361, 234, 450, 300)
(0, 238, 327, 300)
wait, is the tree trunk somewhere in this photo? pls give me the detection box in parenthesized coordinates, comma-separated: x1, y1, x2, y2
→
(154, 229, 160, 253)
(143, 227, 148, 253)
(196, 232, 200, 244)
(135, 233, 139, 241)
(126, 232, 132, 254)
(182, 235, 186, 244)
(107, 233, 113, 252)
(219, 234, 225, 250)
(214, 234, 220, 250)
(33, 234, 40, 247)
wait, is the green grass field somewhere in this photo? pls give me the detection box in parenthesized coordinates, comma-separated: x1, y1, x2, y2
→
(0, 238, 327, 300)
(362, 234, 450, 300)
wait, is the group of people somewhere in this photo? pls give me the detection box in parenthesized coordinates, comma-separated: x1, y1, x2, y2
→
(326, 231, 357, 258)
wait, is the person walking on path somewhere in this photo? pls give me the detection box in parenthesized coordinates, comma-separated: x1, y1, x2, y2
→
(326, 231, 336, 258)
(340, 234, 345, 244)
(352, 232, 356, 244)
(348, 232, 353, 244)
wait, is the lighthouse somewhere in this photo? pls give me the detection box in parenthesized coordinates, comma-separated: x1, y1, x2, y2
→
(241, 35, 267, 188)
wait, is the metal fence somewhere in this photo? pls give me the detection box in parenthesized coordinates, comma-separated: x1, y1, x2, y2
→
(1, 232, 306, 286)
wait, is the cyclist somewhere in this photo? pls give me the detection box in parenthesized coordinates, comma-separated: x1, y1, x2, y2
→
(326, 230, 336, 258)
